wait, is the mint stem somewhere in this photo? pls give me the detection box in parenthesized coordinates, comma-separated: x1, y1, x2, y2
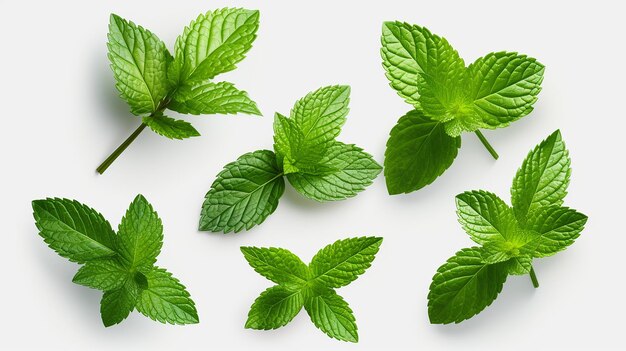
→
(474, 130, 499, 160)
(96, 123, 147, 174)
(529, 266, 539, 288)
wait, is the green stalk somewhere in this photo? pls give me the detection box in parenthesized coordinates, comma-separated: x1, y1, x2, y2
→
(474, 130, 499, 160)
(96, 123, 147, 174)
(529, 266, 540, 288)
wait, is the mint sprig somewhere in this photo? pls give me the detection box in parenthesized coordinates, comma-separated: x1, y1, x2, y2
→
(199, 85, 381, 233)
(97, 9, 261, 174)
(381, 22, 545, 194)
(427, 131, 587, 324)
(242, 237, 383, 342)
(32, 195, 199, 326)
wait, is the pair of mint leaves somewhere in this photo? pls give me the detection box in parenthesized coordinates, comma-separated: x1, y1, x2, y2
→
(428, 131, 587, 324)
(32, 195, 198, 326)
(381, 22, 545, 194)
(242, 237, 383, 342)
(199, 85, 382, 233)
(98, 9, 261, 173)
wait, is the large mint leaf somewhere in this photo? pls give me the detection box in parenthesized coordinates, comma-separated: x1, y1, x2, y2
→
(135, 267, 199, 325)
(467, 52, 544, 128)
(309, 237, 382, 289)
(511, 130, 571, 223)
(287, 142, 381, 201)
(240, 247, 310, 285)
(108, 14, 169, 115)
(169, 81, 260, 115)
(173, 8, 259, 84)
(245, 285, 305, 330)
(199, 150, 285, 233)
(117, 195, 163, 270)
(428, 247, 508, 324)
(304, 290, 358, 342)
(381, 22, 464, 107)
(32, 198, 117, 263)
(384, 110, 460, 194)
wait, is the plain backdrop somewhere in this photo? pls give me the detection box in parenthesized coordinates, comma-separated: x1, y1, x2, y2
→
(2, 0, 624, 350)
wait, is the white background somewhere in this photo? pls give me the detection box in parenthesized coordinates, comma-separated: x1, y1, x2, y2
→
(2, 0, 624, 349)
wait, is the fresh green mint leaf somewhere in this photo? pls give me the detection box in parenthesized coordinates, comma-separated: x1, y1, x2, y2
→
(245, 285, 305, 330)
(525, 206, 588, 257)
(384, 110, 460, 194)
(240, 247, 309, 285)
(199, 150, 285, 233)
(33, 195, 198, 327)
(100, 279, 140, 327)
(32, 198, 117, 263)
(243, 237, 382, 342)
(98, 9, 260, 174)
(202, 85, 380, 233)
(169, 81, 261, 116)
(309, 237, 383, 289)
(135, 267, 199, 325)
(428, 247, 508, 324)
(108, 14, 169, 115)
(456, 190, 516, 245)
(173, 8, 259, 84)
(467, 52, 545, 128)
(429, 131, 587, 324)
(286, 142, 382, 202)
(72, 259, 129, 291)
(304, 290, 358, 342)
(117, 195, 163, 270)
(381, 22, 545, 193)
(511, 130, 571, 223)
(143, 114, 200, 140)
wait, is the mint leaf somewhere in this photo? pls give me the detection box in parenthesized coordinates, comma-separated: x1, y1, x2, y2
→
(305, 290, 358, 342)
(467, 52, 545, 128)
(286, 142, 381, 201)
(143, 114, 200, 140)
(428, 247, 508, 324)
(33, 195, 198, 327)
(511, 130, 571, 223)
(456, 190, 516, 245)
(169, 81, 261, 115)
(203, 85, 380, 232)
(243, 237, 382, 342)
(381, 22, 464, 107)
(199, 150, 285, 233)
(384, 110, 460, 194)
(72, 259, 129, 291)
(381, 22, 545, 193)
(309, 237, 383, 288)
(107, 14, 169, 115)
(245, 285, 305, 330)
(429, 131, 587, 323)
(98, 9, 260, 175)
(173, 8, 259, 84)
(100, 280, 140, 327)
(32, 199, 117, 263)
(240, 247, 309, 285)
(291, 85, 350, 151)
(525, 206, 587, 257)
(117, 195, 163, 269)
(135, 267, 199, 325)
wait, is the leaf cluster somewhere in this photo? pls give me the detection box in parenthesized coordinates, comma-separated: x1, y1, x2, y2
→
(427, 131, 587, 324)
(199, 85, 382, 233)
(242, 237, 383, 342)
(381, 22, 545, 194)
(32, 195, 198, 326)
